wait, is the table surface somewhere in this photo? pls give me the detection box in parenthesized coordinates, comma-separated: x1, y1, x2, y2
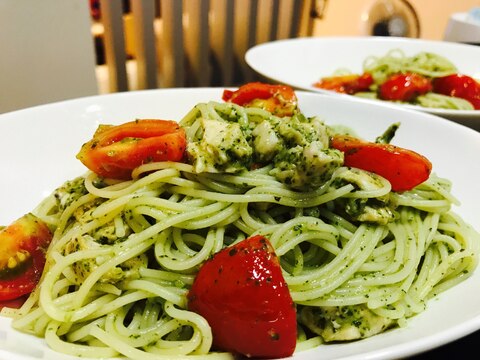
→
(409, 329, 478, 358)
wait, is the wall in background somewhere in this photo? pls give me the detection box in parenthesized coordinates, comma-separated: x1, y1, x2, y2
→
(0, 0, 98, 113)
(312, 0, 479, 40)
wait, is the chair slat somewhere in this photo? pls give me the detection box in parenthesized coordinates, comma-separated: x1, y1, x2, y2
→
(269, 0, 280, 41)
(100, 0, 128, 92)
(160, 0, 185, 88)
(233, 0, 258, 83)
(290, 0, 306, 37)
(278, 0, 296, 39)
(131, 0, 157, 89)
(99, 0, 315, 91)
(210, 0, 236, 86)
(255, 0, 270, 45)
(298, 0, 316, 37)
(184, 0, 210, 86)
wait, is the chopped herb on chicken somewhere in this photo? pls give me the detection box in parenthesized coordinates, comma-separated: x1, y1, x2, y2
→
(299, 305, 395, 342)
(331, 167, 397, 224)
(181, 102, 344, 191)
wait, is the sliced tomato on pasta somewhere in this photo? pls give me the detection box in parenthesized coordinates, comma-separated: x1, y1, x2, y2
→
(432, 74, 480, 110)
(0, 213, 53, 301)
(222, 82, 298, 117)
(313, 73, 374, 94)
(378, 73, 432, 102)
(331, 134, 432, 192)
(76, 119, 187, 180)
(188, 235, 297, 359)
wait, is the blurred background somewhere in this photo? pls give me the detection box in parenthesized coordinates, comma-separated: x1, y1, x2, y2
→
(313, 0, 479, 40)
(1, 0, 479, 113)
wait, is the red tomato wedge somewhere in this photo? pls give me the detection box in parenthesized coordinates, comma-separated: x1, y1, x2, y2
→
(76, 119, 187, 180)
(0, 213, 52, 301)
(378, 73, 432, 102)
(331, 135, 432, 192)
(313, 73, 374, 94)
(432, 74, 480, 110)
(187, 235, 297, 358)
(222, 82, 298, 117)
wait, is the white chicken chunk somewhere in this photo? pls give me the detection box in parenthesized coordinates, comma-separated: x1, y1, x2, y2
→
(299, 305, 395, 342)
(269, 115, 344, 190)
(333, 167, 396, 224)
(252, 119, 281, 162)
(63, 234, 147, 284)
(62, 196, 146, 285)
(187, 117, 252, 173)
(182, 103, 344, 190)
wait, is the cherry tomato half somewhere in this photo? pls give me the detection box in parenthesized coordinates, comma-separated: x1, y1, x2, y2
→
(76, 119, 187, 180)
(313, 73, 374, 94)
(188, 235, 296, 358)
(378, 73, 432, 102)
(331, 135, 432, 192)
(0, 213, 53, 301)
(222, 82, 298, 117)
(432, 74, 480, 110)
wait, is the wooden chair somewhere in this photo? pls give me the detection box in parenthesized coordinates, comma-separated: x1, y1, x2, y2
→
(98, 0, 317, 92)
(0, 0, 318, 113)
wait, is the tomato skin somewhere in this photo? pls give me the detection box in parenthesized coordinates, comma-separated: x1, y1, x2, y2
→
(331, 135, 432, 192)
(432, 74, 480, 110)
(313, 73, 374, 94)
(378, 73, 432, 102)
(222, 82, 298, 117)
(76, 119, 187, 180)
(0, 295, 29, 309)
(187, 235, 296, 358)
(0, 214, 52, 301)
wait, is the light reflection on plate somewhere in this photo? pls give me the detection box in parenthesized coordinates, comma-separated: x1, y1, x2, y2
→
(0, 89, 480, 360)
(245, 36, 480, 131)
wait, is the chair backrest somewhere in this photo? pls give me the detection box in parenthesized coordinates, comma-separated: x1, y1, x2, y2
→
(99, 0, 316, 92)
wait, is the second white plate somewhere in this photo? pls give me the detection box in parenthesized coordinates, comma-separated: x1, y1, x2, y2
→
(245, 36, 480, 130)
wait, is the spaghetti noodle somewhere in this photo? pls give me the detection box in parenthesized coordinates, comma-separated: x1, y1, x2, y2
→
(318, 50, 475, 110)
(3, 101, 479, 358)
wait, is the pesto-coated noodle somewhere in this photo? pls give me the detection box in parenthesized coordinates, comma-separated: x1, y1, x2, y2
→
(362, 49, 457, 84)
(3, 101, 479, 358)
(329, 49, 475, 110)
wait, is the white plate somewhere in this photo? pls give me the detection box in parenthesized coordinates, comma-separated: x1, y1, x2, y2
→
(1, 89, 480, 360)
(245, 36, 480, 130)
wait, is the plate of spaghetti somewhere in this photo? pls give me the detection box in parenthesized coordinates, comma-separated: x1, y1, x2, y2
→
(0, 85, 480, 360)
(245, 37, 480, 130)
